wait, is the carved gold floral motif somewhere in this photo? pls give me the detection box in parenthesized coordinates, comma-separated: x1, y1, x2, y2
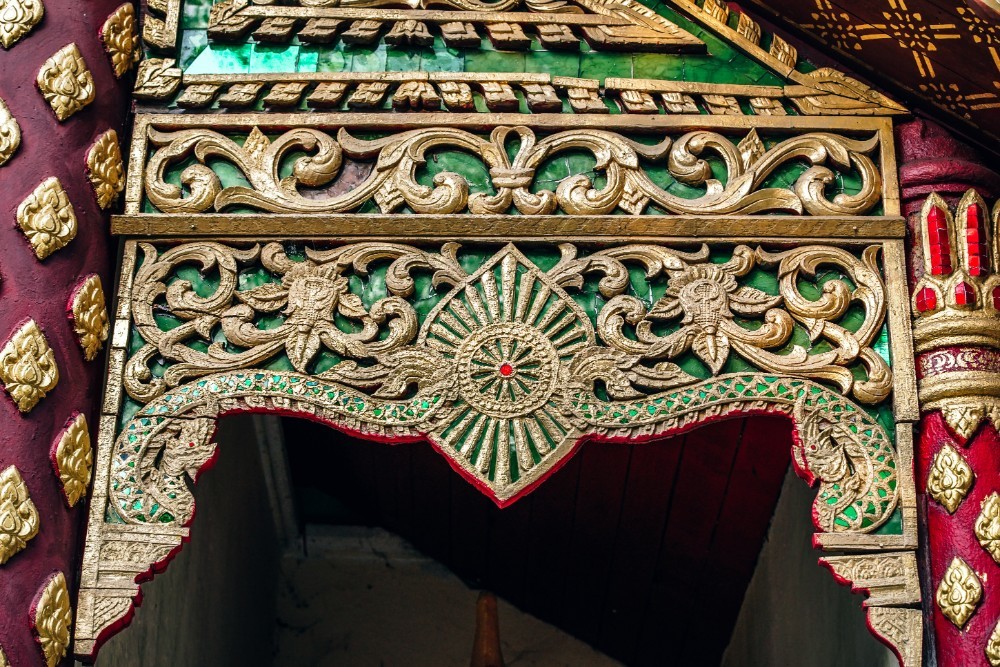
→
(144, 126, 883, 217)
(0, 320, 59, 413)
(927, 443, 975, 513)
(52, 413, 93, 507)
(0, 96, 20, 167)
(32, 572, 72, 667)
(977, 492, 1000, 564)
(70, 274, 110, 361)
(0, 0, 43, 49)
(133, 58, 181, 100)
(100, 3, 139, 78)
(86, 130, 125, 210)
(0, 466, 39, 565)
(988, 618, 1000, 667)
(116, 241, 898, 528)
(937, 557, 982, 629)
(17, 177, 77, 260)
(36, 43, 95, 121)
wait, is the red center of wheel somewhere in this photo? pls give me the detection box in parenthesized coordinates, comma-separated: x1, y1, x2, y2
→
(498, 363, 514, 377)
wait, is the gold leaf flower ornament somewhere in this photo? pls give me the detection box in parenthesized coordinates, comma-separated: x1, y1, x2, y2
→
(52, 413, 93, 507)
(0, 466, 39, 564)
(70, 275, 110, 361)
(100, 3, 139, 78)
(37, 43, 95, 121)
(17, 177, 77, 260)
(0, 0, 44, 49)
(32, 572, 72, 667)
(86, 130, 125, 210)
(0, 320, 59, 412)
(936, 556, 982, 628)
(0, 96, 20, 167)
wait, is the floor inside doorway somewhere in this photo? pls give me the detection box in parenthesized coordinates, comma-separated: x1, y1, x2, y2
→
(273, 525, 620, 667)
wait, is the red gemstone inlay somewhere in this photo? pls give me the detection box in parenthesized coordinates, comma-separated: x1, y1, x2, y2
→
(499, 362, 514, 377)
(954, 281, 976, 306)
(915, 286, 938, 312)
(926, 205, 953, 276)
(965, 202, 989, 276)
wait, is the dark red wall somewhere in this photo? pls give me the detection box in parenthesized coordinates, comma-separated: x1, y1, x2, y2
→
(0, 3, 131, 665)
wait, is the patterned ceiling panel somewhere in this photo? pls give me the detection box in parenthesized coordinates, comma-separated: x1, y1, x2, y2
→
(740, 0, 1000, 148)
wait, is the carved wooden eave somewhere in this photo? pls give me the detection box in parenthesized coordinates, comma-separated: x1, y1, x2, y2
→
(72, 0, 929, 664)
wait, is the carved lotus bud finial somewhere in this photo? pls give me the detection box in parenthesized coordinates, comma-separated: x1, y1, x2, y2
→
(36, 43, 95, 121)
(0, 319, 59, 412)
(0, 466, 39, 565)
(31, 572, 72, 667)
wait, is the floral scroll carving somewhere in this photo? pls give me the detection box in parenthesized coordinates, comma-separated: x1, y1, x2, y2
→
(116, 242, 897, 531)
(0, 465, 39, 565)
(143, 126, 883, 217)
(0, 0, 43, 49)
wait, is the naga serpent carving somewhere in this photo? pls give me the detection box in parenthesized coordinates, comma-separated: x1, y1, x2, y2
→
(113, 242, 898, 532)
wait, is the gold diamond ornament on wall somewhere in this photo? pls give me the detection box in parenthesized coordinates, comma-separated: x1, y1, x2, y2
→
(51, 413, 93, 507)
(86, 130, 125, 209)
(937, 556, 983, 629)
(0, 465, 39, 565)
(0, 319, 59, 412)
(36, 43, 95, 121)
(16, 177, 77, 260)
(31, 571, 72, 667)
(0, 96, 20, 167)
(927, 443, 975, 513)
(69, 274, 110, 361)
(0, 0, 44, 49)
(100, 3, 139, 78)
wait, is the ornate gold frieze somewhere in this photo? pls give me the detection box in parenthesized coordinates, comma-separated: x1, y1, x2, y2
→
(33, 572, 72, 667)
(137, 66, 906, 118)
(820, 552, 920, 607)
(139, 124, 883, 218)
(0, 96, 20, 167)
(36, 43, 95, 121)
(0, 319, 59, 413)
(116, 241, 897, 524)
(0, 466, 39, 565)
(0, 0, 43, 49)
(977, 492, 1000, 564)
(937, 556, 982, 629)
(70, 274, 110, 361)
(866, 607, 922, 667)
(100, 3, 140, 78)
(17, 177, 77, 260)
(52, 413, 92, 507)
(927, 444, 974, 513)
(86, 130, 125, 210)
(207, 0, 703, 53)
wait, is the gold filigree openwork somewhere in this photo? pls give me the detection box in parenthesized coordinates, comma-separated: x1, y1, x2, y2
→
(100, 3, 139, 78)
(0, 466, 39, 565)
(937, 556, 982, 629)
(927, 444, 974, 513)
(70, 274, 110, 361)
(977, 492, 1000, 564)
(36, 43, 95, 121)
(32, 572, 72, 667)
(52, 413, 92, 507)
(17, 177, 77, 260)
(0, 0, 43, 49)
(0, 319, 59, 413)
(86, 130, 125, 210)
(142, 126, 883, 217)
(0, 96, 20, 167)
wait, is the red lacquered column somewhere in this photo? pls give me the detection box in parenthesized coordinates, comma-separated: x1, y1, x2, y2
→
(0, 3, 135, 665)
(898, 117, 1000, 667)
